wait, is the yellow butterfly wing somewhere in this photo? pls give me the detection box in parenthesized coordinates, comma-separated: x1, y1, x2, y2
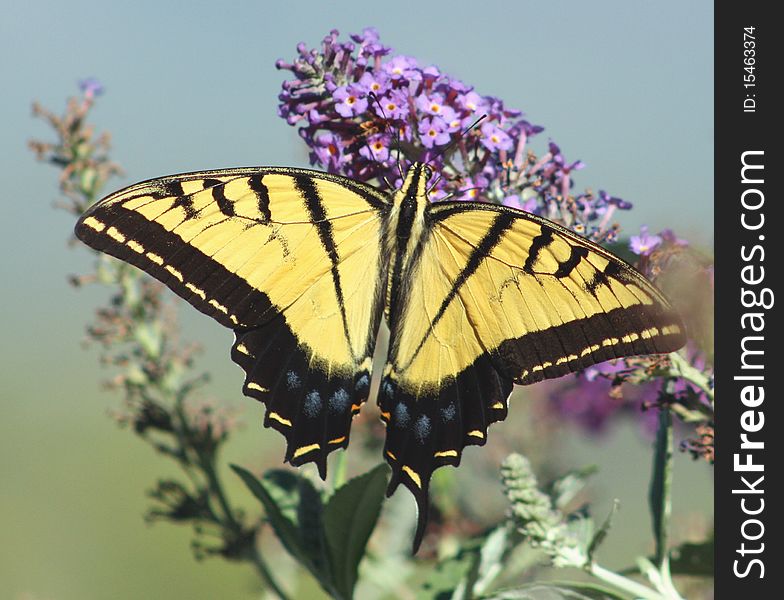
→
(379, 200, 685, 547)
(75, 167, 389, 476)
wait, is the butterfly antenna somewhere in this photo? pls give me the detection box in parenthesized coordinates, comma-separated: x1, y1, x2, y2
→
(427, 113, 487, 168)
(439, 185, 481, 202)
(425, 114, 487, 195)
(370, 92, 405, 180)
(428, 173, 444, 194)
(368, 92, 403, 188)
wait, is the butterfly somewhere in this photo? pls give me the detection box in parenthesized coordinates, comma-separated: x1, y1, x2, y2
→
(75, 162, 685, 551)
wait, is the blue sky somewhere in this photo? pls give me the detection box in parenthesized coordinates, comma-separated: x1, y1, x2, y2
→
(3, 0, 713, 235)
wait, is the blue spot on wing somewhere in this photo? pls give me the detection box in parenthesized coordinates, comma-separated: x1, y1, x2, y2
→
(286, 370, 301, 390)
(354, 373, 370, 390)
(329, 388, 350, 413)
(441, 402, 456, 422)
(414, 415, 431, 443)
(382, 379, 395, 398)
(303, 390, 322, 418)
(393, 402, 410, 427)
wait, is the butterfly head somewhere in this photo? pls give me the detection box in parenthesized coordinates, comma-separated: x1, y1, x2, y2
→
(399, 162, 433, 200)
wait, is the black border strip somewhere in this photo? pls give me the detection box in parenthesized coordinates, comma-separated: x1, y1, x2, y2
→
(715, 4, 780, 596)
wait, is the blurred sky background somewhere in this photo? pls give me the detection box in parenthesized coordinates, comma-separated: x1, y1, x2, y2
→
(2, 1, 713, 598)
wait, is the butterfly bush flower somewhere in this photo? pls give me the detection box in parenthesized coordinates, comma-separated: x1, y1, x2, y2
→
(78, 77, 105, 99)
(629, 226, 663, 256)
(275, 28, 630, 242)
(419, 117, 450, 148)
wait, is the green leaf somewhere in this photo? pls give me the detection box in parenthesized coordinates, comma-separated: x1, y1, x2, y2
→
(480, 582, 627, 600)
(298, 476, 331, 583)
(586, 499, 618, 563)
(416, 551, 473, 600)
(261, 469, 304, 524)
(471, 526, 511, 595)
(550, 466, 598, 510)
(430, 465, 459, 515)
(231, 465, 314, 572)
(323, 463, 388, 599)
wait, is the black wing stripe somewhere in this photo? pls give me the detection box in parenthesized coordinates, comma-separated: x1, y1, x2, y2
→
(247, 173, 272, 222)
(585, 269, 609, 293)
(161, 180, 185, 199)
(576, 256, 658, 356)
(586, 260, 623, 293)
(172, 194, 199, 220)
(554, 245, 589, 278)
(212, 184, 235, 217)
(295, 174, 357, 360)
(402, 212, 515, 369)
(522, 227, 554, 274)
(501, 304, 684, 384)
(562, 255, 627, 360)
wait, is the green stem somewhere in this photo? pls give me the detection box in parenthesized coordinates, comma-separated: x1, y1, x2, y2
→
(249, 544, 292, 600)
(645, 404, 683, 599)
(589, 563, 665, 600)
(172, 404, 290, 600)
(649, 406, 673, 567)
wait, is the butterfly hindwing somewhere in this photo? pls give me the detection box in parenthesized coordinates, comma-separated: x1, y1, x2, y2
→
(75, 167, 389, 474)
(380, 198, 685, 546)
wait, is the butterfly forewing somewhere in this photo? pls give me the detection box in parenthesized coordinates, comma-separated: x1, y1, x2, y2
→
(75, 167, 390, 476)
(430, 204, 685, 379)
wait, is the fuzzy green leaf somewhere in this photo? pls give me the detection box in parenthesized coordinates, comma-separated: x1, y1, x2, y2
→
(480, 582, 627, 599)
(471, 526, 511, 595)
(550, 465, 598, 510)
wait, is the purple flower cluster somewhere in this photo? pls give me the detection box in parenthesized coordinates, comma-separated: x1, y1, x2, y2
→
(277, 28, 713, 443)
(550, 339, 713, 438)
(276, 28, 630, 240)
(548, 359, 658, 435)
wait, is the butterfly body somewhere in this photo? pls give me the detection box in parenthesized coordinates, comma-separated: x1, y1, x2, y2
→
(75, 162, 685, 551)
